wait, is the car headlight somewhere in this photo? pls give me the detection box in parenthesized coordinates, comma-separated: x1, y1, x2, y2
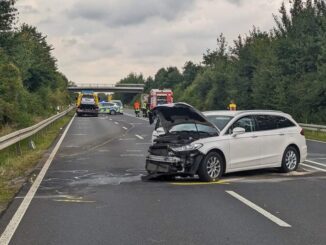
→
(170, 143, 203, 152)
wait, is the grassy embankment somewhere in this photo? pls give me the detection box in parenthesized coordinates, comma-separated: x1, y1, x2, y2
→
(305, 129, 326, 142)
(0, 112, 74, 213)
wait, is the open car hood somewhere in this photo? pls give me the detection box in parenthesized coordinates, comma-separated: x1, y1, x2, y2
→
(149, 103, 219, 133)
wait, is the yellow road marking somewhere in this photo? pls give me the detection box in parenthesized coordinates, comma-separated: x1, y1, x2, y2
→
(170, 180, 229, 186)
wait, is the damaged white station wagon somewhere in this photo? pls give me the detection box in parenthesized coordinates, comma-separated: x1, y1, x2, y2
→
(146, 103, 307, 182)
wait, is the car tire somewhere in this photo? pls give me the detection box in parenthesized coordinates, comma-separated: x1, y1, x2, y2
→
(280, 146, 299, 173)
(110, 110, 116, 115)
(198, 152, 224, 182)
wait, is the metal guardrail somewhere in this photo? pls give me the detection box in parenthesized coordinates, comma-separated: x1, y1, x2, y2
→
(0, 107, 74, 151)
(299, 123, 326, 132)
(72, 83, 145, 88)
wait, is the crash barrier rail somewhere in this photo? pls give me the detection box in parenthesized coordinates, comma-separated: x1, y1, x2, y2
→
(0, 107, 74, 151)
(71, 83, 145, 88)
(299, 123, 326, 132)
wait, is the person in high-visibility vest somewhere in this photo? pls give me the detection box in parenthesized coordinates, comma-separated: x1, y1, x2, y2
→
(228, 100, 237, 111)
(134, 101, 140, 117)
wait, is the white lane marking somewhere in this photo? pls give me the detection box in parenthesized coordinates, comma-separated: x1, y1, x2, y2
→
(114, 122, 119, 125)
(120, 154, 145, 157)
(119, 138, 136, 141)
(0, 115, 76, 245)
(306, 159, 326, 168)
(135, 134, 144, 140)
(124, 112, 149, 122)
(307, 139, 326, 144)
(301, 163, 326, 172)
(109, 118, 112, 121)
(226, 191, 291, 228)
(122, 127, 128, 130)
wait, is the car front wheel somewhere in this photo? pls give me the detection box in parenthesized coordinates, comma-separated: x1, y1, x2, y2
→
(280, 146, 299, 172)
(198, 152, 224, 182)
(110, 110, 116, 115)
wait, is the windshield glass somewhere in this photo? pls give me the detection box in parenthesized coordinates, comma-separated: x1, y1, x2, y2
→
(206, 115, 233, 130)
(111, 101, 122, 106)
(157, 96, 167, 105)
(82, 94, 94, 99)
(102, 103, 114, 106)
(169, 123, 218, 136)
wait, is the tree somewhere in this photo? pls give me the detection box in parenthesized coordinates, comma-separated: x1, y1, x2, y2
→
(0, 0, 17, 32)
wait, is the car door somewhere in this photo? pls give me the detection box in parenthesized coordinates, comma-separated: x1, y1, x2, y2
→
(254, 115, 283, 166)
(227, 116, 261, 170)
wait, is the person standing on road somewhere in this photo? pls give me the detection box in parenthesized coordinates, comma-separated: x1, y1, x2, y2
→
(134, 101, 140, 117)
(228, 100, 237, 111)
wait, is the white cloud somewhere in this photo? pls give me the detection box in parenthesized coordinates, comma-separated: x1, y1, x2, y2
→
(16, 0, 285, 84)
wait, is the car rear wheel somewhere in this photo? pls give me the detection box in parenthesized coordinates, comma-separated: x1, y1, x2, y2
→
(198, 152, 224, 182)
(280, 146, 299, 172)
(110, 110, 116, 115)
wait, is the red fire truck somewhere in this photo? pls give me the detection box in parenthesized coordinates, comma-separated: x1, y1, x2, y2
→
(149, 89, 173, 110)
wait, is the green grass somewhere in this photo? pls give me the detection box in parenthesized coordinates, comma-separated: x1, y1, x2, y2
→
(304, 129, 326, 142)
(0, 112, 74, 213)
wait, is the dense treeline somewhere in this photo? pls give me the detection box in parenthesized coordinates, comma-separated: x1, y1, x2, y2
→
(117, 0, 326, 124)
(0, 0, 70, 128)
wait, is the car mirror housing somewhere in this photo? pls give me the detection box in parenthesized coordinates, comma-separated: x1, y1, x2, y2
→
(232, 127, 246, 136)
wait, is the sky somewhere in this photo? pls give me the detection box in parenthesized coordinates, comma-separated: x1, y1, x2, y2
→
(16, 0, 287, 84)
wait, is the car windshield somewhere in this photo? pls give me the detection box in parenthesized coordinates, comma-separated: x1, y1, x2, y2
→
(206, 115, 233, 130)
(82, 94, 94, 99)
(169, 123, 218, 136)
(111, 101, 122, 106)
(102, 103, 114, 106)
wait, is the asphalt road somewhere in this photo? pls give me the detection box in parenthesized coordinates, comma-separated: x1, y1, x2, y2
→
(0, 111, 325, 245)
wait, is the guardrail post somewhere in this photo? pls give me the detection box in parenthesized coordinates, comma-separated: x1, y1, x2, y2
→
(16, 142, 22, 156)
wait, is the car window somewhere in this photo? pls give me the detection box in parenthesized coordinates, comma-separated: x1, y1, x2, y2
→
(169, 123, 218, 136)
(274, 116, 295, 128)
(255, 115, 277, 131)
(228, 116, 256, 134)
(206, 115, 233, 131)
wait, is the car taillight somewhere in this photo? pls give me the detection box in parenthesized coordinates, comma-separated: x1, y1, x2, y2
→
(300, 128, 304, 136)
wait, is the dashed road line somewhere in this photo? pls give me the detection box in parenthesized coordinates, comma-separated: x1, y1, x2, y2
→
(135, 134, 144, 140)
(122, 126, 128, 130)
(0, 115, 76, 245)
(226, 190, 291, 228)
(114, 122, 119, 125)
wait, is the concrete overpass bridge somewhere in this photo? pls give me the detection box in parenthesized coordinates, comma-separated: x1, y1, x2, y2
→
(68, 84, 144, 93)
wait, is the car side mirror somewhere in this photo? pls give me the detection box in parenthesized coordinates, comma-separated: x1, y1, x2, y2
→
(232, 127, 246, 136)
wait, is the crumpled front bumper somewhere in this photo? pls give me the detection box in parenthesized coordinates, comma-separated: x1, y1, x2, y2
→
(145, 151, 204, 175)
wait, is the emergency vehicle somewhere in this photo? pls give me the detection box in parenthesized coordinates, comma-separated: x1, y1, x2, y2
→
(149, 89, 173, 110)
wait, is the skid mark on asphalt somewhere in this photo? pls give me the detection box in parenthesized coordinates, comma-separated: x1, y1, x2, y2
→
(120, 153, 145, 157)
(69, 174, 142, 186)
